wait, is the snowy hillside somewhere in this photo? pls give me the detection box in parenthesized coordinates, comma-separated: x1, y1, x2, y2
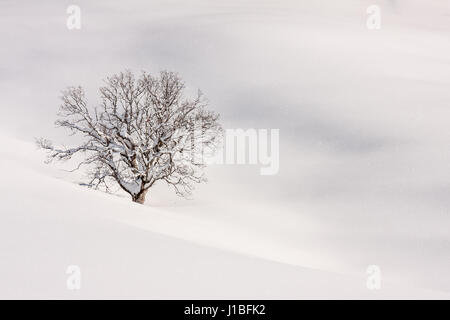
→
(1, 0, 450, 299)
(0, 135, 448, 299)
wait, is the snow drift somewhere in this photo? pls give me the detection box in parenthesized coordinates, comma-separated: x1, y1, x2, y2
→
(0, 135, 448, 299)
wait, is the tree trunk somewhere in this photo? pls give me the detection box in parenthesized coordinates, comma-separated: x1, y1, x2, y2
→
(132, 189, 148, 204)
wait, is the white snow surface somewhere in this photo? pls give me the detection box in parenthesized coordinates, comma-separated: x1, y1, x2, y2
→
(1, 0, 450, 299)
(0, 134, 448, 299)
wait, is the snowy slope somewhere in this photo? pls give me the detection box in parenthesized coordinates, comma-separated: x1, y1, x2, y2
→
(0, 134, 448, 299)
(1, 0, 450, 299)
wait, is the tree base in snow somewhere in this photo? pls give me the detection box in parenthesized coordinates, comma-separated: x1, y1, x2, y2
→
(132, 190, 147, 204)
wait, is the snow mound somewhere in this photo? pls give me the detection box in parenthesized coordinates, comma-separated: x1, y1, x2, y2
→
(0, 134, 448, 299)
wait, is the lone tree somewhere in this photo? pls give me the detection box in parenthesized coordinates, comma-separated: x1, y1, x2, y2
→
(38, 70, 222, 204)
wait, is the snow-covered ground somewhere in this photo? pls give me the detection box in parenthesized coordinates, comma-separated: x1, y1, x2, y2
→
(1, 0, 450, 298)
(0, 134, 448, 299)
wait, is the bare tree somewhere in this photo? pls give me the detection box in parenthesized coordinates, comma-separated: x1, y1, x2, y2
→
(37, 70, 222, 204)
